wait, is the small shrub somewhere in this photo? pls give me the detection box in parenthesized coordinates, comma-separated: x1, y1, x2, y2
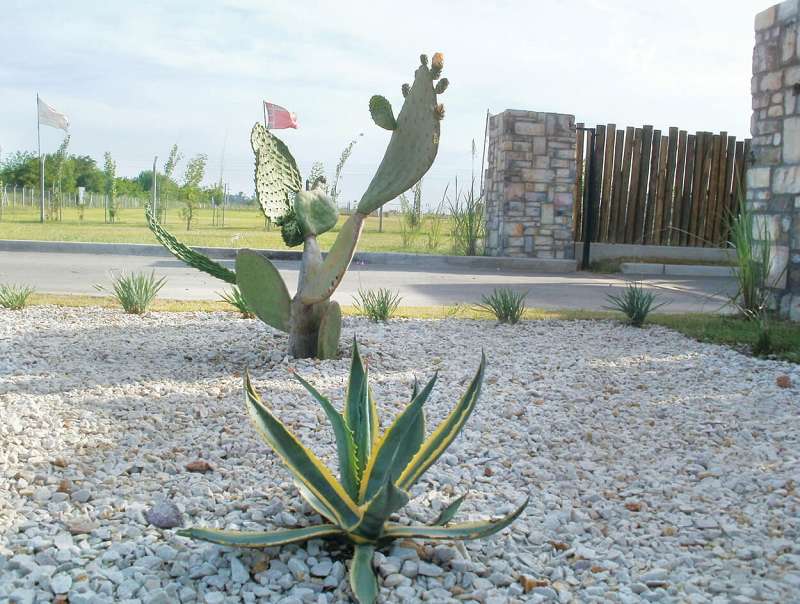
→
(398, 184, 423, 249)
(95, 271, 166, 314)
(441, 303, 465, 319)
(449, 180, 484, 256)
(477, 288, 526, 324)
(352, 288, 401, 322)
(425, 186, 448, 251)
(605, 282, 665, 327)
(219, 286, 255, 318)
(0, 284, 36, 310)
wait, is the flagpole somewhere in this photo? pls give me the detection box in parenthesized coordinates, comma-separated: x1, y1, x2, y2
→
(37, 94, 45, 223)
(263, 102, 268, 129)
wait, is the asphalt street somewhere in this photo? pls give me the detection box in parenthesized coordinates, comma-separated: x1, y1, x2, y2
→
(0, 250, 737, 312)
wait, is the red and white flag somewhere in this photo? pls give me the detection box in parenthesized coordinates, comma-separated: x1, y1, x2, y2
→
(37, 96, 69, 131)
(264, 101, 298, 129)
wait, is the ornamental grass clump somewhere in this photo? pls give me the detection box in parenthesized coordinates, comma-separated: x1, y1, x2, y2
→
(605, 282, 665, 327)
(218, 286, 255, 318)
(477, 287, 527, 324)
(178, 343, 527, 604)
(0, 284, 35, 310)
(728, 206, 774, 320)
(352, 288, 402, 322)
(95, 271, 166, 315)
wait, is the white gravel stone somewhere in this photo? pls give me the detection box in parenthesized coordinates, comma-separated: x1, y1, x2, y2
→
(1, 307, 799, 603)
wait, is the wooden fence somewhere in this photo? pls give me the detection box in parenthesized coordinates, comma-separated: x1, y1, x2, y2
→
(574, 124, 751, 247)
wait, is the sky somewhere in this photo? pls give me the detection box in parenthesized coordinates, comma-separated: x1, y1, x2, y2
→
(0, 0, 777, 210)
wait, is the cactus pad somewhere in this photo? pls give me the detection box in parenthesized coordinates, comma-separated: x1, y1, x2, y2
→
(251, 123, 302, 222)
(369, 96, 397, 131)
(235, 249, 291, 332)
(294, 189, 338, 236)
(357, 52, 446, 214)
(316, 301, 341, 359)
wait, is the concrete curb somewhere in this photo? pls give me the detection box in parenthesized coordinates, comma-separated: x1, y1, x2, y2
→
(0, 239, 577, 273)
(620, 262, 734, 278)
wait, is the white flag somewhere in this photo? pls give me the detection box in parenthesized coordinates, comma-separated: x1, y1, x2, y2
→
(38, 96, 69, 131)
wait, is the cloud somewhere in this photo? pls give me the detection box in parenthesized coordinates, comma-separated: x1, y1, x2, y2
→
(0, 0, 773, 206)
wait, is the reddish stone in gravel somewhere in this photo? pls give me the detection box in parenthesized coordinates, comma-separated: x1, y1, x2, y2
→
(185, 460, 213, 473)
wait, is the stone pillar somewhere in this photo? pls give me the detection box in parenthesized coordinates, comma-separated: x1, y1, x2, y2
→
(484, 110, 576, 259)
(749, 1, 800, 320)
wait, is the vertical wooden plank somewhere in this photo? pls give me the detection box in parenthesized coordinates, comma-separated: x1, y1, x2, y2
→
(574, 123, 585, 241)
(598, 124, 616, 242)
(653, 136, 670, 245)
(703, 134, 720, 245)
(616, 127, 635, 242)
(680, 134, 697, 246)
(624, 128, 644, 243)
(733, 140, 746, 209)
(608, 129, 626, 243)
(670, 130, 688, 246)
(644, 129, 662, 244)
(633, 125, 654, 243)
(705, 132, 724, 245)
(591, 125, 606, 241)
(658, 127, 679, 245)
(695, 133, 715, 246)
(712, 134, 734, 245)
(688, 133, 706, 246)
(723, 135, 737, 220)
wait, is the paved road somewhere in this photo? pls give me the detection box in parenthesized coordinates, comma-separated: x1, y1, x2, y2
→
(0, 250, 737, 312)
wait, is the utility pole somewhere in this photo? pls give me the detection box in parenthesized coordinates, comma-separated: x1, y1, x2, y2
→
(152, 156, 158, 216)
(37, 93, 45, 223)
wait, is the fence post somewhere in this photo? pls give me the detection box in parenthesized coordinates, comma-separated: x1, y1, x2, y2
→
(577, 126, 596, 270)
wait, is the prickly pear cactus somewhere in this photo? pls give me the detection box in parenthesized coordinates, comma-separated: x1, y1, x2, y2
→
(146, 52, 448, 360)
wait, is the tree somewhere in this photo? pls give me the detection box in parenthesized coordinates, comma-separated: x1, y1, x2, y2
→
(103, 152, 118, 223)
(330, 134, 362, 206)
(180, 153, 207, 230)
(307, 161, 327, 192)
(0, 151, 39, 188)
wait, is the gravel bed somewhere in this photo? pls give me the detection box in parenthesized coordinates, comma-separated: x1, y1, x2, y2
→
(0, 306, 798, 604)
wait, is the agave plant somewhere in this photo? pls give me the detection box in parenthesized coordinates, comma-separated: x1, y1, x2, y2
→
(178, 343, 527, 603)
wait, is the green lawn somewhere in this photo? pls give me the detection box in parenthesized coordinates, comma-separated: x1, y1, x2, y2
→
(0, 205, 456, 254)
(19, 293, 800, 364)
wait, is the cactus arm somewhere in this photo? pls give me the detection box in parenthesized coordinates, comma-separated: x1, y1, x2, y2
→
(145, 200, 236, 284)
(251, 123, 302, 222)
(357, 53, 446, 215)
(235, 249, 291, 332)
(299, 213, 365, 305)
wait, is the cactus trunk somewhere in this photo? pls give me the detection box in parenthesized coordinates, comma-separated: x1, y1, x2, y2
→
(288, 297, 327, 359)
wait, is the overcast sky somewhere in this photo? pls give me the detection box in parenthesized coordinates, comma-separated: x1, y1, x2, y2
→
(0, 0, 776, 209)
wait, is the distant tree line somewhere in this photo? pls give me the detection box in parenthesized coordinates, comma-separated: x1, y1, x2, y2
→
(0, 143, 250, 206)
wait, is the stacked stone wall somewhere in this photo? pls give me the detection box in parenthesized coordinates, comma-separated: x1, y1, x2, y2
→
(483, 110, 576, 259)
(749, 1, 800, 319)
